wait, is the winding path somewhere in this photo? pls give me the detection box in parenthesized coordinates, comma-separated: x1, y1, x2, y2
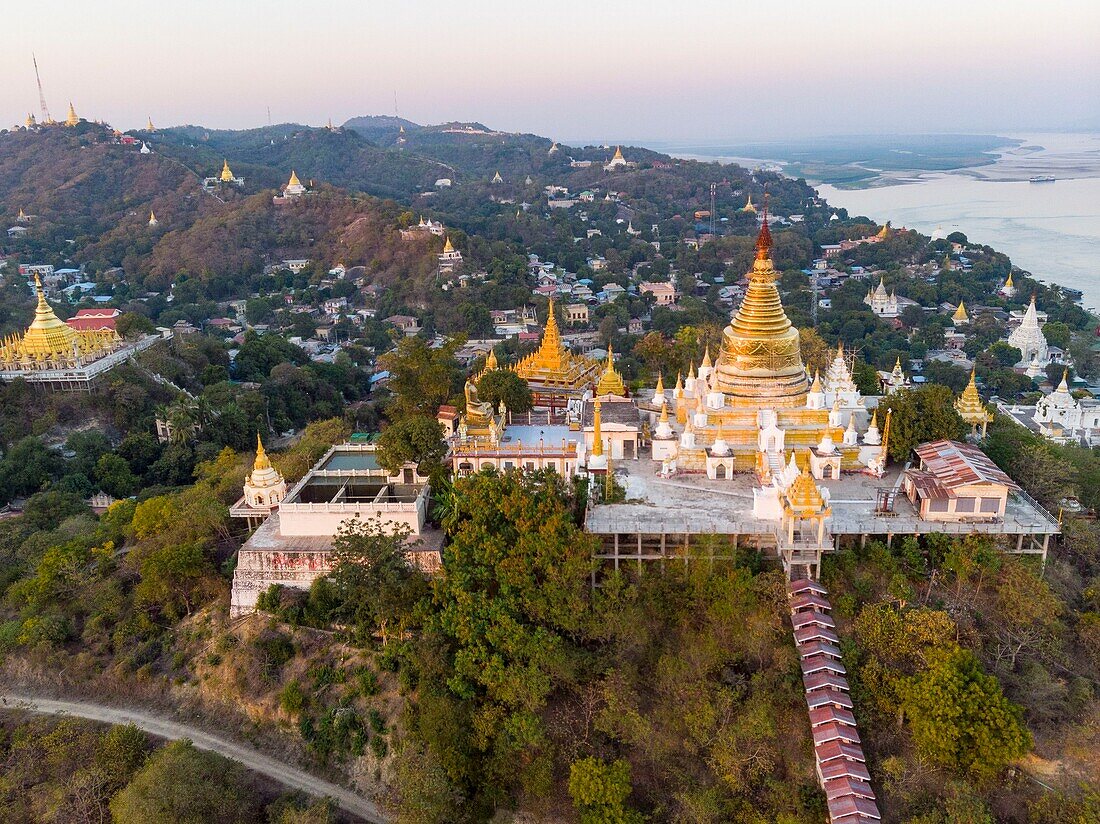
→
(0, 692, 389, 823)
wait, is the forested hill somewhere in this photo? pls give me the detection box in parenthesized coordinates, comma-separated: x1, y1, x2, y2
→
(151, 123, 449, 200)
(0, 123, 438, 300)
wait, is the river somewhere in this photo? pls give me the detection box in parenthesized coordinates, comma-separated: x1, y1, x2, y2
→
(679, 133, 1100, 309)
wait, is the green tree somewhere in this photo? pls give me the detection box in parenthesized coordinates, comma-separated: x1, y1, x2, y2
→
(116, 311, 155, 337)
(568, 757, 642, 824)
(1042, 320, 1071, 349)
(95, 453, 139, 498)
(477, 370, 533, 414)
(879, 386, 968, 462)
(378, 335, 464, 419)
(902, 647, 1031, 778)
(328, 518, 428, 646)
(376, 416, 447, 476)
(109, 739, 260, 824)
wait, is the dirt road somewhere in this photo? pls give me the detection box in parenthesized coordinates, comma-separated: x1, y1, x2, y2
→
(0, 692, 389, 823)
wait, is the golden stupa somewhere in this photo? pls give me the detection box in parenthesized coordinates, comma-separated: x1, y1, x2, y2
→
(220, 160, 235, 182)
(595, 343, 626, 397)
(0, 276, 120, 370)
(248, 434, 284, 489)
(64, 102, 80, 127)
(783, 458, 831, 517)
(288, 170, 301, 187)
(955, 371, 992, 435)
(146, 116, 155, 132)
(711, 208, 810, 408)
(512, 299, 600, 395)
(952, 300, 969, 324)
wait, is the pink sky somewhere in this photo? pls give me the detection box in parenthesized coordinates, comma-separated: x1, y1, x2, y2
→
(4, 0, 1098, 140)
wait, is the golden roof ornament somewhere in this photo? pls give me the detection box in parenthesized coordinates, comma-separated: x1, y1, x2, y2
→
(596, 343, 626, 397)
(220, 159, 235, 182)
(700, 345, 712, 369)
(954, 370, 993, 431)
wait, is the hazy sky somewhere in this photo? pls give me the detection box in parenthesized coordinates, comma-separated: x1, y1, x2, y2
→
(5, 0, 1098, 143)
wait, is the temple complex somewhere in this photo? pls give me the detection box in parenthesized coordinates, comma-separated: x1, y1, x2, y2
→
(511, 300, 600, 407)
(0, 275, 156, 390)
(864, 279, 899, 319)
(604, 145, 629, 171)
(273, 170, 307, 203)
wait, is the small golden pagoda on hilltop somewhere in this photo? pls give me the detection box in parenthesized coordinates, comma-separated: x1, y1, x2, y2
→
(955, 371, 993, 437)
(220, 159, 236, 182)
(64, 102, 80, 127)
(0, 276, 120, 370)
(146, 116, 155, 132)
(742, 194, 757, 213)
(595, 343, 626, 397)
(512, 299, 600, 404)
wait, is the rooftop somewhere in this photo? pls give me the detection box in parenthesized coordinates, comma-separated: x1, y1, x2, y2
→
(585, 449, 1056, 538)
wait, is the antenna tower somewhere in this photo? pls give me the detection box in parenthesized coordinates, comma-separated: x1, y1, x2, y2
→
(710, 182, 717, 236)
(32, 54, 51, 123)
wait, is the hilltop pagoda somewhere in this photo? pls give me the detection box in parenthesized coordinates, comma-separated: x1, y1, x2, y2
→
(0, 275, 150, 390)
(512, 299, 600, 407)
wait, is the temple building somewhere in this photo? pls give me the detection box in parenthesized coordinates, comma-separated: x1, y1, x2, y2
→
(230, 435, 289, 527)
(274, 170, 307, 202)
(951, 300, 969, 326)
(230, 440, 439, 617)
(204, 160, 244, 190)
(998, 370, 1100, 447)
(1001, 271, 1017, 297)
(511, 300, 601, 407)
(742, 194, 757, 213)
(864, 279, 900, 319)
(954, 371, 993, 438)
(1007, 296, 1048, 370)
(594, 344, 627, 398)
(438, 236, 463, 274)
(604, 145, 629, 171)
(64, 102, 81, 127)
(0, 275, 155, 390)
(880, 358, 909, 394)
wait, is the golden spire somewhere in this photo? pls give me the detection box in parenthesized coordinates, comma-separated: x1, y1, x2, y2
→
(876, 221, 890, 240)
(674, 372, 683, 396)
(869, 408, 878, 429)
(701, 345, 712, 369)
(19, 274, 80, 360)
(1004, 271, 1014, 288)
(712, 201, 809, 407)
(255, 433, 271, 471)
(18, 208, 26, 221)
(952, 300, 968, 323)
(688, 361, 696, 380)
(596, 343, 626, 396)
(655, 373, 664, 394)
(612, 145, 624, 161)
(485, 348, 499, 371)
(742, 194, 756, 213)
(25, 113, 35, 127)
(512, 297, 600, 389)
(954, 370, 992, 429)
(810, 370, 822, 393)
(288, 170, 301, 187)
(65, 102, 80, 127)
(148, 210, 157, 225)
(146, 116, 155, 131)
(443, 236, 455, 253)
(592, 401, 604, 457)
(220, 159, 234, 182)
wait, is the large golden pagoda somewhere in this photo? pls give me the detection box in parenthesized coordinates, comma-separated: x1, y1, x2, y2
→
(712, 209, 810, 408)
(0, 276, 120, 370)
(512, 300, 600, 398)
